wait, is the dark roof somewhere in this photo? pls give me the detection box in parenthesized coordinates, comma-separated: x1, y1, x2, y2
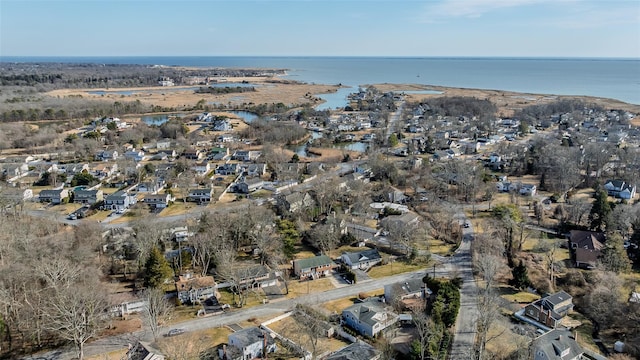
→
(343, 298, 396, 327)
(544, 291, 572, 307)
(228, 327, 275, 348)
(326, 341, 380, 360)
(294, 255, 334, 269)
(342, 249, 381, 264)
(533, 329, 583, 359)
(569, 230, 606, 250)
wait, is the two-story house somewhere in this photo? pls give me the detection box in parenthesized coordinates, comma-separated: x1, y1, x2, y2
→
(216, 163, 240, 176)
(232, 150, 261, 162)
(73, 189, 104, 205)
(95, 150, 118, 161)
(220, 327, 277, 360)
(187, 188, 213, 203)
(38, 188, 69, 204)
(532, 329, 585, 360)
(104, 190, 137, 212)
(143, 193, 172, 209)
(293, 255, 336, 280)
(182, 148, 203, 160)
(604, 179, 637, 199)
(123, 150, 146, 162)
(342, 298, 399, 338)
(235, 177, 264, 194)
(524, 291, 574, 329)
(568, 230, 606, 268)
(174, 274, 217, 305)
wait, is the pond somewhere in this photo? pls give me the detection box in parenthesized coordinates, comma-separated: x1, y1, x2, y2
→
(141, 113, 186, 126)
(229, 110, 259, 123)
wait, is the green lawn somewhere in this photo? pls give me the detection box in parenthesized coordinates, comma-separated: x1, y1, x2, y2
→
(367, 260, 426, 278)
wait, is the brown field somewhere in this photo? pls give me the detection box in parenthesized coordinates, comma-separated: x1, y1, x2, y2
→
(47, 79, 341, 109)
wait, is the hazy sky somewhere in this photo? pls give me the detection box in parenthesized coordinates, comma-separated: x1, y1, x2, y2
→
(1, 0, 639, 58)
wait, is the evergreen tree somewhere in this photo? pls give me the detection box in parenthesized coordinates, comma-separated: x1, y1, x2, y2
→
(589, 187, 612, 232)
(144, 247, 173, 288)
(599, 233, 631, 274)
(510, 260, 531, 289)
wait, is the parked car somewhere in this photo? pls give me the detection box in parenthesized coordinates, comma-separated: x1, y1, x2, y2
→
(464, 222, 470, 228)
(165, 328, 185, 337)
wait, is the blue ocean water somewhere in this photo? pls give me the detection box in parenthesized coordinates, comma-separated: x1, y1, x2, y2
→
(2, 56, 639, 104)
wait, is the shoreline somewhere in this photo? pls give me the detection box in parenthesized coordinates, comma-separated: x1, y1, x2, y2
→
(45, 78, 640, 119)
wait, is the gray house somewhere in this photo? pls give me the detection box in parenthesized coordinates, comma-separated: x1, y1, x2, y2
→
(235, 177, 264, 194)
(104, 190, 137, 211)
(532, 329, 584, 360)
(341, 249, 382, 270)
(342, 298, 399, 338)
(326, 342, 381, 360)
(73, 189, 103, 205)
(220, 327, 277, 360)
(187, 188, 213, 203)
(38, 188, 69, 204)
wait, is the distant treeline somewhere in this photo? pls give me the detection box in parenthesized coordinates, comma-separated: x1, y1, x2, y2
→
(0, 62, 285, 90)
(195, 86, 256, 94)
(422, 96, 498, 120)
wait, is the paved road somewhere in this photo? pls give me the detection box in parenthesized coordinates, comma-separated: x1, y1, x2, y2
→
(449, 210, 479, 359)
(25, 267, 457, 360)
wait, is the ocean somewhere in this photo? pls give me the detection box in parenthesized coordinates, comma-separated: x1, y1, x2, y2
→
(2, 56, 639, 105)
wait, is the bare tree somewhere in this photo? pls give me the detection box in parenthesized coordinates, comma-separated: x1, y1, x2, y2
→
(141, 287, 173, 341)
(44, 279, 109, 360)
(411, 307, 438, 360)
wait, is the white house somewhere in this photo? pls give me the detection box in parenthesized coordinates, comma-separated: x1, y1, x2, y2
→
(221, 327, 276, 360)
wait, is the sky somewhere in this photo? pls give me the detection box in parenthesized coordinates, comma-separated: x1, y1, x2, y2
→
(1, 0, 639, 58)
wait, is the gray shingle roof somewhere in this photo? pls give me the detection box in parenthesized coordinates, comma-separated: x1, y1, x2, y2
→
(326, 341, 380, 360)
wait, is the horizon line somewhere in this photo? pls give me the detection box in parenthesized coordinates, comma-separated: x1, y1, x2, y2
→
(1, 55, 639, 61)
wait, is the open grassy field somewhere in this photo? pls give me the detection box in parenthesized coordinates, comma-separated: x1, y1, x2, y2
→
(286, 278, 335, 299)
(367, 260, 426, 278)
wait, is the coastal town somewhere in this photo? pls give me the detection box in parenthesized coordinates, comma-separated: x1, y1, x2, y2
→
(0, 63, 639, 360)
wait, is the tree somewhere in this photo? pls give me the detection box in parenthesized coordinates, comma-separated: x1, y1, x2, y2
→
(589, 187, 612, 232)
(142, 287, 174, 341)
(44, 280, 109, 360)
(70, 172, 98, 187)
(599, 233, 631, 274)
(411, 308, 438, 360)
(510, 260, 531, 289)
(143, 247, 173, 288)
(388, 133, 399, 147)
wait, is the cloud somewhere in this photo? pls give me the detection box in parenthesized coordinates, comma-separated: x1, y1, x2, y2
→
(420, 0, 547, 20)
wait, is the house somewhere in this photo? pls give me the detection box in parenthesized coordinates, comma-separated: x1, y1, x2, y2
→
(174, 274, 217, 305)
(325, 341, 381, 360)
(211, 119, 231, 131)
(523, 291, 574, 329)
(604, 179, 636, 199)
(91, 163, 118, 179)
(380, 212, 420, 231)
(126, 341, 165, 360)
(568, 230, 606, 268)
(73, 189, 103, 205)
(216, 163, 240, 176)
(143, 193, 172, 209)
(520, 184, 537, 196)
(136, 181, 162, 194)
(104, 190, 137, 211)
(158, 77, 174, 86)
(182, 148, 203, 160)
(235, 177, 264, 194)
(276, 192, 314, 213)
(341, 249, 382, 270)
(232, 150, 261, 162)
(384, 279, 430, 309)
(0, 188, 33, 204)
(208, 147, 230, 161)
(58, 163, 89, 177)
(95, 150, 118, 161)
(156, 139, 172, 150)
(38, 188, 69, 204)
(293, 255, 336, 280)
(236, 264, 278, 289)
(123, 150, 146, 162)
(242, 163, 267, 177)
(187, 188, 213, 203)
(218, 134, 235, 143)
(193, 160, 211, 176)
(532, 329, 584, 360)
(342, 298, 399, 338)
(220, 327, 277, 360)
